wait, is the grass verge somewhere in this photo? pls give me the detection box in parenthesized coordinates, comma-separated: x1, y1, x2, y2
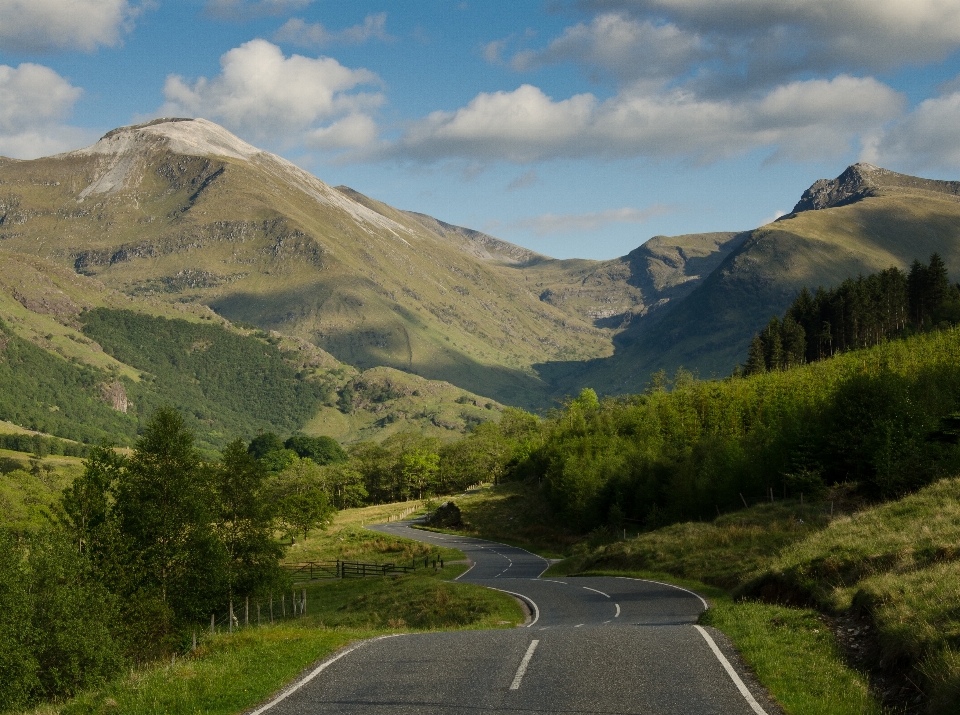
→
(11, 500, 525, 715)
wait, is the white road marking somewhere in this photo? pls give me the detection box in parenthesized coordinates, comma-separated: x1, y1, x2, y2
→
(453, 561, 476, 581)
(248, 634, 404, 714)
(695, 626, 769, 715)
(582, 586, 610, 598)
(574, 624, 584, 628)
(540, 579, 568, 585)
(614, 604, 620, 618)
(509, 640, 540, 690)
(487, 587, 540, 627)
(615, 576, 710, 611)
(603, 620, 611, 624)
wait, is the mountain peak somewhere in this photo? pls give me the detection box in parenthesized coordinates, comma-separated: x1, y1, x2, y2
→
(792, 163, 960, 213)
(77, 117, 261, 162)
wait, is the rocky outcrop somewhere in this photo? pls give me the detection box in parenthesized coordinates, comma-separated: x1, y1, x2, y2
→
(425, 501, 462, 527)
(793, 163, 960, 213)
(99, 381, 128, 413)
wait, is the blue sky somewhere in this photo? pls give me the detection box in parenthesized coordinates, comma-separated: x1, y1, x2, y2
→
(3, 1, 960, 260)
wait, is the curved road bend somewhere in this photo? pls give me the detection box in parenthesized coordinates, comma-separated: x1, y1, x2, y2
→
(249, 521, 782, 715)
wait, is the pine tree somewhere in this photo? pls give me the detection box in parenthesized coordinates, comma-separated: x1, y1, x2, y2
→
(744, 334, 767, 375)
(763, 317, 784, 369)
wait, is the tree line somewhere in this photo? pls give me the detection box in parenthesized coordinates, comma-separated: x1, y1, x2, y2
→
(0, 408, 294, 711)
(744, 254, 960, 374)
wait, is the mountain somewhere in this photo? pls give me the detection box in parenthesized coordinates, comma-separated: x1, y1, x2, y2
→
(0, 118, 742, 406)
(554, 163, 960, 393)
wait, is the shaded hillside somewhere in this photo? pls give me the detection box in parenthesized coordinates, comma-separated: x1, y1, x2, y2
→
(548, 164, 960, 394)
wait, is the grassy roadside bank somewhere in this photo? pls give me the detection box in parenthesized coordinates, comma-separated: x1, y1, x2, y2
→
(8, 502, 523, 715)
(440, 479, 960, 713)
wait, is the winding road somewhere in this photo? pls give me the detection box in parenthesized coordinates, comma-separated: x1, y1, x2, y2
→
(249, 521, 783, 715)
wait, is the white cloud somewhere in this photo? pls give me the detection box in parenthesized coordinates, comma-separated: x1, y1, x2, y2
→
(503, 205, 674, 235)
(511, 13, 703, 84)
(305, 114, 378, 150)
(160, 39, 383, 145)
(864, 91, 960, 171)
(0, 0, 136, 52)
(577, 0, 960, 73)
(274, 13, 392, 47)
(205, 0, 313, 20)
(0, 63, 92, 159)
(390, 76, 903, 164)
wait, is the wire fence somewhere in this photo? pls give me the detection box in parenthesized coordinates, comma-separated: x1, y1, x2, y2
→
(176, 554, 447, 657)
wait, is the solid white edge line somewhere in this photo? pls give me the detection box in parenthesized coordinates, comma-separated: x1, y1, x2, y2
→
(246, 634, 404, 715)
(509, 640, 540, 690)
(487, 587, 540, 627)
(582, 586, 610, 598)
(694, 626, 769, 715)
(453, 561, 476, 581)
(615, 576, 710, 611)
(614, 603, 620, 618)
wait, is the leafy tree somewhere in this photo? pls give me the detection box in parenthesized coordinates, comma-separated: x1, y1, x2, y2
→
(113, 407, 224, 628)
(399, 448, 440, 499)
(61, 444, 125, 556)
(272, 458, 335, 541)
(284, 434, 348, 465)
(212, 439, 285, 599)
(0, 532, 37, 711)
(248, 432, 285, 459)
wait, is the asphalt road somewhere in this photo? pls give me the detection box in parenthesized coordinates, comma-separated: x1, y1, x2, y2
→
(249, 522, 782, 715)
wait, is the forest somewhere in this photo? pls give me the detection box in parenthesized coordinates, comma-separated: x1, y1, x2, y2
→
(744, 254, 960, 373)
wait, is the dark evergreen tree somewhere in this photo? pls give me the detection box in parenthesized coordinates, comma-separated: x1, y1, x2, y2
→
(744, 334, 767, 375)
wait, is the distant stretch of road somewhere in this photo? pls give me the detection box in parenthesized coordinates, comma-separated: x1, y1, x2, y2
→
(248, 521, 783, 715)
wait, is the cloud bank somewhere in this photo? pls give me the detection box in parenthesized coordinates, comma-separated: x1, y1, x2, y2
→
(0, 63, 92, 158)
(0, 0, 137, 53)
(160, 40, 383, 147)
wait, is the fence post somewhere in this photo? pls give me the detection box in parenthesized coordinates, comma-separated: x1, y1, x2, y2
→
(270, 593, 274, 623)
(192, 630, 196, 651)
(229, 600, 233, 634)
(257, 601, 261, 626)
(210, 613, 215, 634)
(282, 594, 286, 617)
(302, 588, 306, 617)
(245, 596, 249, 627)
(740, 493, 748, 508)
(292, 588, 297, 616)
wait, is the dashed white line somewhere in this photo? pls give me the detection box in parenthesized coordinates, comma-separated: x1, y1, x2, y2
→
(509, 640, 540, 690)
(574, 624, 584, 628)
(695, 626, 769, 715)
(540, 579, 568, 585)
(583, 586, 610, 598)
(614, 603, 621, 618)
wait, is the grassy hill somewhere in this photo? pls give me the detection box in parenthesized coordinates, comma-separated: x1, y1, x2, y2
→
(0, 251, 504, 450)
(546, 164, 960, 394)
